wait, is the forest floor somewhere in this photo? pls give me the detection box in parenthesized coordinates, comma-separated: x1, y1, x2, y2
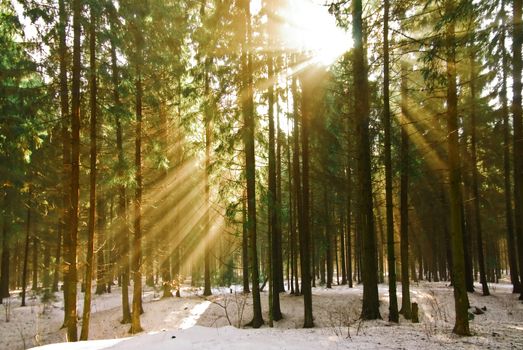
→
(1, 280, 522, 349)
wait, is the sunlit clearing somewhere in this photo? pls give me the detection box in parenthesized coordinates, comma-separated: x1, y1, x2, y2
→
(277, 0, 352, 66)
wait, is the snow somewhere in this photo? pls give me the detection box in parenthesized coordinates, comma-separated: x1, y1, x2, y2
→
(1, 280, 522, 350)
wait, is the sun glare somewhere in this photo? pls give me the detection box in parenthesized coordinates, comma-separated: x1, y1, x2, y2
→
(276, 0, 353, 66)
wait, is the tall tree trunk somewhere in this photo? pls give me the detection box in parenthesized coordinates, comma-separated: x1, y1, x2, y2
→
(267, 16, 282, 320)
(290, 74, 301, 296)
(0, 192, 11, 300)
(81, 8, 98, 339)
(21, 203, 31, 307)
(31, 235, 38, 290)
(353, 0, 380, 320)
(64, 0, 82, 340)
(298, 64, 314, 328)
(325, 188, 333, 289)
(108, 2, 131, 322)
(276, 92, 284, 293)
(399, 60, 411, 319)
(57, 0, 71, 320)
(203, 58, 212, 297)
(512, 0, 523, 301)
(131, 62, 144, 334)
(469, 50, 489, 296)
(446, 0, 470, 335)
(241, 0, 263, 328)
(339, 205, 347, 285)
(501, 4, 520, 292)
(346, 165, 353, 288)
(383, 0, 398, 322)
(242, 191, 249, 293)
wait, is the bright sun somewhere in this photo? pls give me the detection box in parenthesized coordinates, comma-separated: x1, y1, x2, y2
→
(254, 0, 353, 66)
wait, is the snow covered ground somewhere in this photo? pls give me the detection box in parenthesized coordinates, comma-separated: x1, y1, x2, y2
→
(1, 280, 522, 349)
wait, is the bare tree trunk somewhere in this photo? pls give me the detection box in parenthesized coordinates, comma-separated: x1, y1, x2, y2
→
(21, 191, 31, 307)
(81, 7, 98, 338)
(291, 71, 301, 297)
(31, 235, 38, 290)
(242, 191, 249, 293)
(383, 0, 398, 322)
(446, 0, 470, 335)
(203, 58, 212, 297)
(267, 12, 282, 319)
(64, 0, 82, 340)
(298, 63, 313, 328)
(399, 60, 411, 319)
(353, 0, 380, 320)
(57, 0, 70, 321)
(0, 193, 10, 300)
(107, 2, 131, 323)
(500, 4, 520, 292)
(130, 64, 144, 334)
(241, 0, 263, 328)
(512, 0, 523, 302)
(468, 49, 489, 296)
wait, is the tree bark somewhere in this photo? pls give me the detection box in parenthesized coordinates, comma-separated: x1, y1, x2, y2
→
(130, 60, 144, 334)
(81, 7, 98, 339)
(64, 0, 82, 340)
(501, 4, 520, 292)
(267, 14, 282, 319)
(469, 50, 489, 296)
(298, 63, 314, 328)
(512, 0, 523, 301)
(446, 0, 470, 335)
(57, 0, 71, 320)
(108, 2, 131, 323)
(21, 204, 31, 307)
(399, 60, 411, 319)
(242, 191, 249, 293)
(0, 193, 10, 300)
(383, 0, 398, 322)
(353, 0, 380, 320)
(241, 0, 263, 328)
(203, 58, 212, 297)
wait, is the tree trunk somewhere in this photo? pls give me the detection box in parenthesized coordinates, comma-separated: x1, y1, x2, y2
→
(242, 191, 249, 293)
(469, 50, 489, 296)
(512, 0, 523, 301)
(339, 206, 347, 285)
(241, 0, 263, 328)
(267, 22, 282, 320)
(64, 0, 82, 340)
(31, 235, 38, 290)
(298, 63, 314, 328)
(346, 166, 353, 288)
(501, 4, 520, 292)
(446, 1, 470, 335)
(21, 197, 31, 307)
(399, 60, 411, 319)
(0, 193, 11, 300)
(325, 188, 333, 289)
(108, 2, 131, 323)
(130, 61, 144, 334)
(353, 0, 380, 320)
(383, 0, 398, 322)
(81, 8, 97, 339)
(203, 58, 212, 297)
(57, 0, 71, 322)
(287, 76, 302, 295)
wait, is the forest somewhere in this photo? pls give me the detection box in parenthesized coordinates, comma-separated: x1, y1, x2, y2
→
(1, 0, 523, 349)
